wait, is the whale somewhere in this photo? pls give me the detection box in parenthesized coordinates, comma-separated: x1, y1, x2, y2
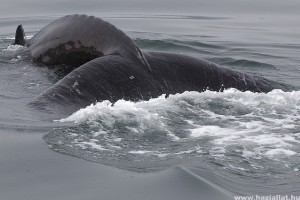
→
(13, 14, 293, 115)
(14, 14, 150, 71)
(30, 52, 292, 115)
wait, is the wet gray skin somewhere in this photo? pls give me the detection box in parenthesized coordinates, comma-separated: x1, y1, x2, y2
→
(30, 51, 294, 116)
(16, 14, 150, 71)
(13, 14, 293, 116)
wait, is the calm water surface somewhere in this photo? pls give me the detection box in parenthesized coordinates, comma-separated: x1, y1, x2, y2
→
(0, 0, 300, 198)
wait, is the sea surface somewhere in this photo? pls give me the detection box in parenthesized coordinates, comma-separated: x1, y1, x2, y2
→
(0, 0, 300, 199)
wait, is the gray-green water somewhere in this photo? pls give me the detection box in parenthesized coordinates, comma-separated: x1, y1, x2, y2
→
(1, 1, 300, 199)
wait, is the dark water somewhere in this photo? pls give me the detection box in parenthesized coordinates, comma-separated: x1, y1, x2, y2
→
(1, 0, 300, 199)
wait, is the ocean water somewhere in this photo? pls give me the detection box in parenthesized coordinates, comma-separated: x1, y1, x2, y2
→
(0, 0, 300, 198)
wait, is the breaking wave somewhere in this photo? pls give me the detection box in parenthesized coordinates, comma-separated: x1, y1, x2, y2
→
(44, 89, 300, 173)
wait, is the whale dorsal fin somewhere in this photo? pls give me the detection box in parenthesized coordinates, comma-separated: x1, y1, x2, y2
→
(14, 24, 26, 46)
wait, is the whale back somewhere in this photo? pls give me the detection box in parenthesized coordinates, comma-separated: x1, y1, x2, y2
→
(30, 51, 293, 116)
(27, 14, 150, 70)
(30, 55, 156, 115)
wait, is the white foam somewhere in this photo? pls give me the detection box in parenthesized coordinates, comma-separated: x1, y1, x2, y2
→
(242, 150, 256, 158)
(129, 150, 154, 154)
(167, 132, 180, 141)
(56, 89, 300, 165)
(228, 164, 248, 172)
(10, 55, 22, 62)
(2, 44, 25, 52)
(265, 149, 297, 159)
(75, 140, 109, 151)
(174, 146, 202, 155)
(282, 124, 296, 129)
(190, 126, 229, 138)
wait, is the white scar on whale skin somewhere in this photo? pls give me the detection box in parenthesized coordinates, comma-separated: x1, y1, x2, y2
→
(72, 81, 82, 94)
(72, 81, 79, 88)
